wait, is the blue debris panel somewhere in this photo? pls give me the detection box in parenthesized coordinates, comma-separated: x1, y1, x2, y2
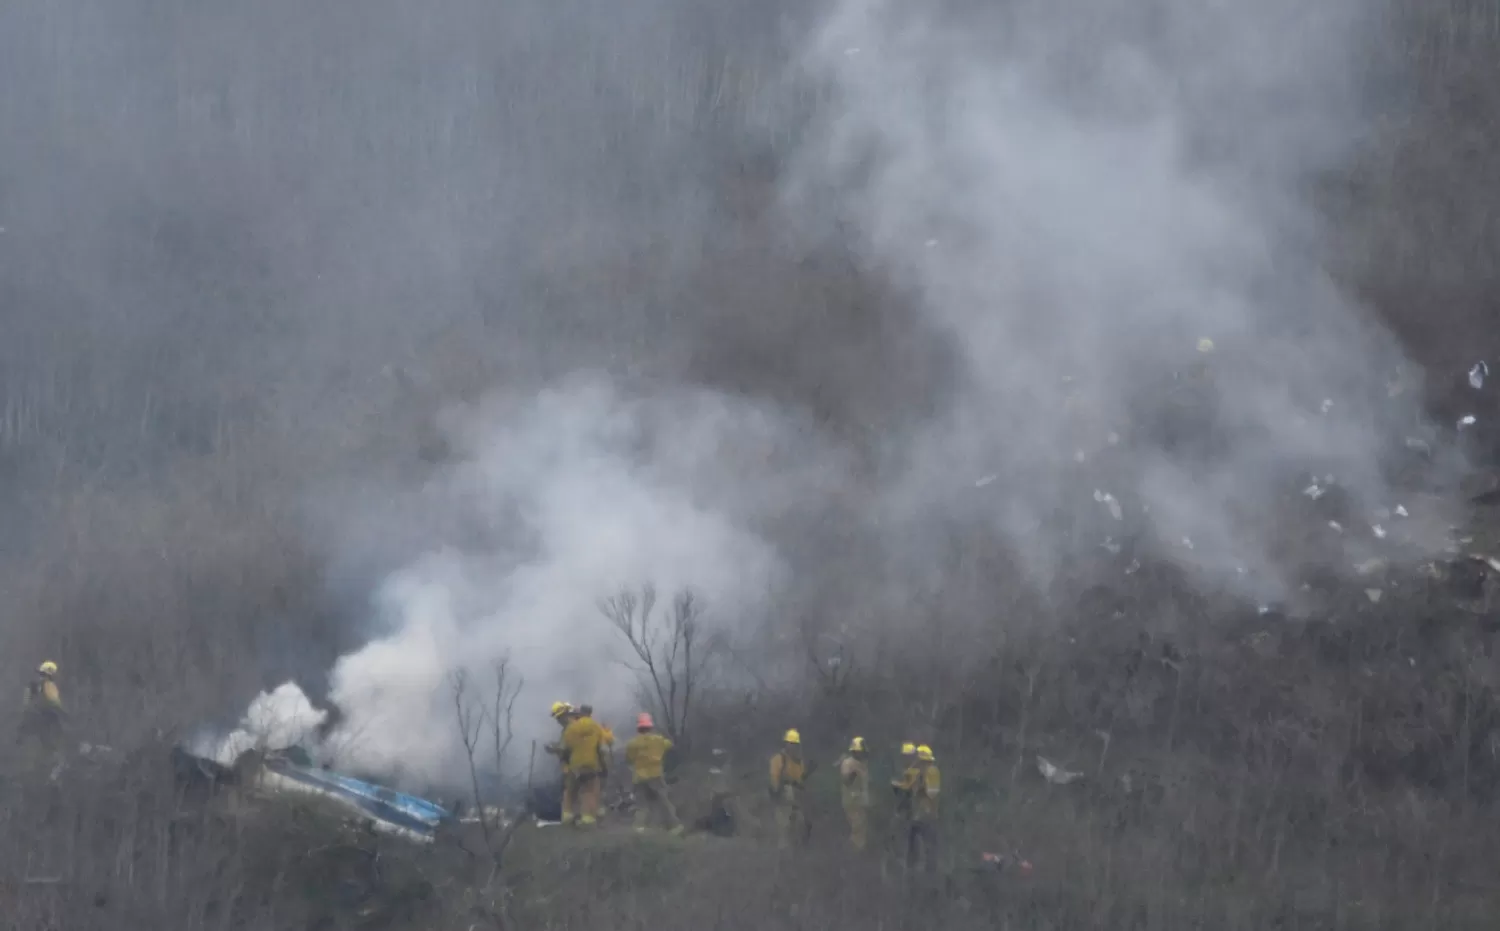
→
(262, 755, 451, 840)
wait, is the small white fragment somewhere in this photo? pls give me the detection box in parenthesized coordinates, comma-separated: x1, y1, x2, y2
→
(1100, 538, 1121, 555)
(1093, 490, 1123, 520)
(1257, 604, 1271, 615)
(1408, 657, 1415, 667)
(1395, 505, 1409, 517)
(1372, 524, 1387, 539)
(1181, 536, 1194, 550)
(1037, 755, 1084, 785)
(1365, 589, 1382, 603)
(1459, 415, 1477, 428)
(1328, 521, 1343, 533)
(1125, 559, 1140, 575)
(1469, 553, 1500, 573)
(1320, 399, 1334, 413)
(1354, 558, 1385, 575)
(1471, 362, 1488, 389)
(1197, 338, 1215, 353)
(1404, 437, 1431, 453)
(975, 474, 997, 488)
(1303, 484, 1324, 500)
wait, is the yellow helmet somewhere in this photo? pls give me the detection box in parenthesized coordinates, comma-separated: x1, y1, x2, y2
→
(550, 701, 574, 719)
(849, 736, 866, 753)
(900, 742, 916, 756)
(783, 729, 801, 744)
(38, 661, 57, 677)
(916, 745, 935, 762)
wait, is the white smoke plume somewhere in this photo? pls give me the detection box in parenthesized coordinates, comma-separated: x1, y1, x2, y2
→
(784, 0, 1442, 601)
(195, 0, 1461, 789)
(318, 376, 791, 786)
(192, 682, 328, 766)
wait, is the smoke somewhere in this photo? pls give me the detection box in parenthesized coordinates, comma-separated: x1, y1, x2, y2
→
(191, 682, 328, 766)
(121, 0, 1461, 788)
(318, 376, 791, 785)
(783, 0, 1441, 601)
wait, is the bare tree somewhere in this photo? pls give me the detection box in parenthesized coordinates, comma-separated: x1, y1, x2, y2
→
(486, 658, 523, 784)
(448, 658, 525, 869)
(600, 583, 712, 746)
(449, 669, 492, 850)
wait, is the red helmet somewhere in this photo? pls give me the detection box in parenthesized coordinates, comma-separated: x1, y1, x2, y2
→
(636, 712, 654, 730)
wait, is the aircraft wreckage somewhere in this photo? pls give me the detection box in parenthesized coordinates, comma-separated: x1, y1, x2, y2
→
(173, 745, 454, 843)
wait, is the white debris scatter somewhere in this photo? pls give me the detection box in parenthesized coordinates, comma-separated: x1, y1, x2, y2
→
(1395, 505, 1409, 517)
(1354, 558, 1385, 576)
(1302, 483, 1325, 500)
(1328, 521, 1344, 533)
(1100, 537, 1121, 555)
(1092, 489, 1123, 520)
(974, 473, 997, 488)
(1365, 589, 1383, 603)
(1372, 524, 1387, 539)
(1470, 362, 1488, 389)
(1320, 399, 1334, 414)
(1197, 338, 1215, 353)
(1459, 415, 1477, 429)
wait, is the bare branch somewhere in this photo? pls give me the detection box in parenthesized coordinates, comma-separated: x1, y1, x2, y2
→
(600, 583, 712, 747)
(449, 668, 491, 850)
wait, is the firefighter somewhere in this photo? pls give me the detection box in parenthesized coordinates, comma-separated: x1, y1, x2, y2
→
(838, 736, 871, 850)
(562, 704, 606, 827)
(625, 712, 682, 834)
(545, 701, 576, 824)
(581, 703, 615, 819)
(19, 661, 65, 771)
(888, 741, 917, 845)
(892, 744, 942, 872)
(768, 729, 811, 849)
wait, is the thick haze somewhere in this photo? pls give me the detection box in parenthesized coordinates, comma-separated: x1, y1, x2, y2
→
(787, 0, 1433, 598)
(0, 0, 1454, 786)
